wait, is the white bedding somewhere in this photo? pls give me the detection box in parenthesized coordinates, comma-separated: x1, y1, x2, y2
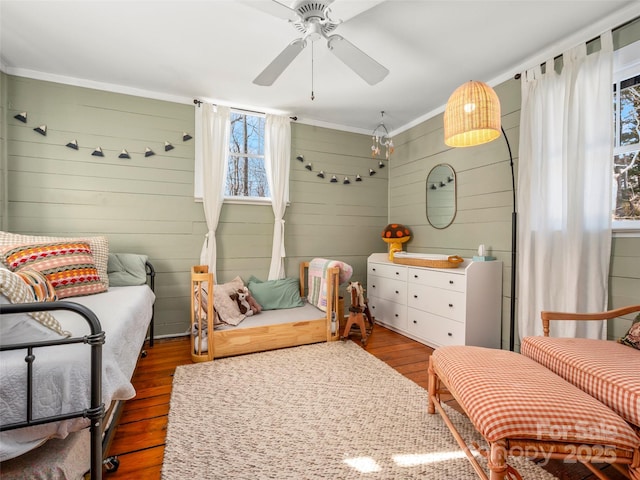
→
(215, 302, 327, 331)
(0, 285, 155, 461)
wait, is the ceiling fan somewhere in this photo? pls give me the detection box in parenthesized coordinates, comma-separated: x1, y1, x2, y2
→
(251, 0, 389, 87)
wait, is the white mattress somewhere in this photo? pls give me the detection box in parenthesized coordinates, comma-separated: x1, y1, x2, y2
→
(215, 302, 327, 330)
(0, 285, 155, 462)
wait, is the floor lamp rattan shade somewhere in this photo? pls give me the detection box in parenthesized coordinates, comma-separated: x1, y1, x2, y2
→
(444, 80, 501, 147)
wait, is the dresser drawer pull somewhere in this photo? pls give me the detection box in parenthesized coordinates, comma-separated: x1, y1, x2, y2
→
(448, 303, 453, 308)
(414, 274, 419, 279)
(449, 280, 454, 285)
(395, 271, 400, 275)
(413, 294, 418, 298)
(372, 285, 376, 289)
(395, 314, 399, 318)
(372, 267, 376, 271)
(447, 332, 453, 337)
(395, 290, 399, 294)
(413, 320, 417, 324)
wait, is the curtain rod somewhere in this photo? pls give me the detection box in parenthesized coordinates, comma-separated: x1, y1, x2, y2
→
(193, 99, 297, 121)
(512, 14, 640, 80)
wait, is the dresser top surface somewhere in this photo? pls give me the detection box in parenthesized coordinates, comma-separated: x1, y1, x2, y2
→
(368, 253, 502, 274)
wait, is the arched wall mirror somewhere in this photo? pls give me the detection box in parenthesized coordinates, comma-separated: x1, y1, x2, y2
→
(426, 163, 457, 229)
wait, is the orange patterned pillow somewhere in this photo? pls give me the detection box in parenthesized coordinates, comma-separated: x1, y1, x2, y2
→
(16, 269, 58, 302)
(1, 241, 107, 299)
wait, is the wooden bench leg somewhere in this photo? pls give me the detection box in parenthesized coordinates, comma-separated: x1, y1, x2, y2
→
(428, 357, 437, 414)
(488, 440, 511, 480)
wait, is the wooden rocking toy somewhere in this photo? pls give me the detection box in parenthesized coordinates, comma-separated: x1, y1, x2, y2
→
(341, 281, 374, 345)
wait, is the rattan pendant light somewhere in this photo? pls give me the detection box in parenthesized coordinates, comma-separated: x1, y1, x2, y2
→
(444, 80, 501, 147)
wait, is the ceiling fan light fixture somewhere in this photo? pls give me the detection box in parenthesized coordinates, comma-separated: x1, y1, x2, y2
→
(444, 80, 501, 147)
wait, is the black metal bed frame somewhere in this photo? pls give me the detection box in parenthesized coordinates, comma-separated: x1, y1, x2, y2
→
(0, 260, 156, 479)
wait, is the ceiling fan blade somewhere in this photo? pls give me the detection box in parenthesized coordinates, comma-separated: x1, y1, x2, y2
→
(239, 0, 300, 22)
(326, 34, 389, 86)
(253, 38, 306, 86)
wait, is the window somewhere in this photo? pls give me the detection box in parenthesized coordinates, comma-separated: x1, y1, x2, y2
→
(225, 111, 270, 201)
(613, 41, 640, 234)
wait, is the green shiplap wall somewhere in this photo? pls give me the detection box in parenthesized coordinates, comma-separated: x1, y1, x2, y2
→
(1, 72, 7, 229)
(214, 123, 388, 288)
(390, 23, 640, 348)
(3, 75, 386, 336)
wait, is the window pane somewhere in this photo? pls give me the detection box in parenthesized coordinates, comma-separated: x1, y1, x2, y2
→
(613, 151, 640, 221)
(225, 156, 270, 198)
(229, 113, 264, 155)
(619, 75, 640, 147)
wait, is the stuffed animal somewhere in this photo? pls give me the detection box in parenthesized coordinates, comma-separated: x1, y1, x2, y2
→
(191, 322, 208, 353)
(244, 288, 262, 314)
(231, 288, 254, 316)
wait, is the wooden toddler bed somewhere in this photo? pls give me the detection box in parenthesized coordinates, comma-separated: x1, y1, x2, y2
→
(190, 261, 344, 361)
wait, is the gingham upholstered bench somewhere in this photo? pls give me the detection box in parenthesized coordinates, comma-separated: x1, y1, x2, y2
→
(521, 336, 640, 432)
(428, 345, 640, 480)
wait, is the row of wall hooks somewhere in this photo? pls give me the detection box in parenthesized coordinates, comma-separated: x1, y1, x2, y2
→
(13, 111, 191, 159)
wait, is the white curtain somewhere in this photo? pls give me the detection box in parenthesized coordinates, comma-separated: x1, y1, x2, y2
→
(264, 114, 291, 280)
(197, 103, 230, 278)
(518, 31, 614, 339)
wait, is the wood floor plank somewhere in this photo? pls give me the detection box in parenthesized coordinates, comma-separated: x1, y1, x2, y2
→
(105, 326, 611, 480)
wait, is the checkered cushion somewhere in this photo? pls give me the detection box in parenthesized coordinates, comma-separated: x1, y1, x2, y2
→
(521, 336, 640, 428)
(431, 346, 640, 451)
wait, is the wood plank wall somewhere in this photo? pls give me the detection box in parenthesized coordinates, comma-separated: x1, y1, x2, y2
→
(3, 16, 639, 342)
(1, 72, 7, 229)
(389, 23, 640, 347)
(2, 76, 387, 336)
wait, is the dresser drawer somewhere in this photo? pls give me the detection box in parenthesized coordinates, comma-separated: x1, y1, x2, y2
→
(407, 284, 465, 322)
(368, 276, 407, 304)
(368, 262, 407, 282)
(407, 308, 465, 347)
(369, 297, 407, 331)
(408, 267, 465, 293)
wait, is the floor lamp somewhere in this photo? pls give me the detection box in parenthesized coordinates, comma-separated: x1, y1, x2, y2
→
(443, 80, 517, 351)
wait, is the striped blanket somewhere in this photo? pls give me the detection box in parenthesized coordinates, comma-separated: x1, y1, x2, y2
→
(307, 258, 353, 312)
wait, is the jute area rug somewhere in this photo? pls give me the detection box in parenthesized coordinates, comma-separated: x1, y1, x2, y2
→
(162, 341, 557, 479)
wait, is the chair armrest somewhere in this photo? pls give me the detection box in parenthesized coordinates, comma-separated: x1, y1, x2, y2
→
(541, 305, 640, 336)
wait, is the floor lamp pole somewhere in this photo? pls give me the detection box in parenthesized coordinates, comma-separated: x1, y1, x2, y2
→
(501, 126, 517, 351)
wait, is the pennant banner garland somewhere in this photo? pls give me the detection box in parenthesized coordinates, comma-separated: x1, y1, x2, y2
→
(13, 110, 193, 160)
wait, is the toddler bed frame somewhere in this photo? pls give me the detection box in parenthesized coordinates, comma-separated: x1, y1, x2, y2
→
(190, 261, 342, 361)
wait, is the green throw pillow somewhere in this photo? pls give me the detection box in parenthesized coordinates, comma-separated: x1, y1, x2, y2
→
(247, 277, 303, 311)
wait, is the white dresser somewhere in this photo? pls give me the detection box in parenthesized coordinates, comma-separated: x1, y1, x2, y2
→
(367, 253, 502, 349)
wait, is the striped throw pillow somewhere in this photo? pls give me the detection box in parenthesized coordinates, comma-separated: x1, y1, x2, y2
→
(1, 241, 107, 299)
(619, 314, 640, 350)
(0, 232, 109, 289)
(16, 268, 58, 302)
(0, 268, 70, 338)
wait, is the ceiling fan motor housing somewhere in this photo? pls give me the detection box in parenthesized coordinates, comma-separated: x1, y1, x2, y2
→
(292, 0, 339, 37)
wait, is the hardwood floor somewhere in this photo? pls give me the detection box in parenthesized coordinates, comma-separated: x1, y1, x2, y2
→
(106, 326, 626, 479)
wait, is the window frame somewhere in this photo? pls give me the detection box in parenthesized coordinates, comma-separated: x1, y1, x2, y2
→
(612, 40, 640, 237)
(224, 109, 271, 205)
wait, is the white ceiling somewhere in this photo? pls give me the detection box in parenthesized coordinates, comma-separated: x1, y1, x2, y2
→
(1, 0, 640, 135)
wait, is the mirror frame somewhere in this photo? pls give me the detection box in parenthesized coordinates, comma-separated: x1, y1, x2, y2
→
(426, 163, 457, 229)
